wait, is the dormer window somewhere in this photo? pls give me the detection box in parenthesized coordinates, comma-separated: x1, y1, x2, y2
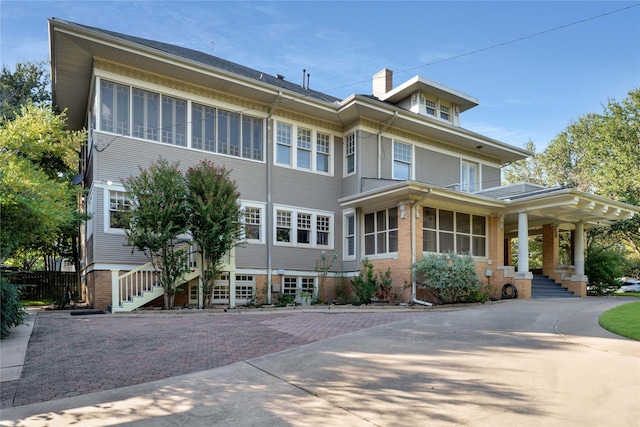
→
(425, 99, 436, 116)
(439, 105, 450, 121)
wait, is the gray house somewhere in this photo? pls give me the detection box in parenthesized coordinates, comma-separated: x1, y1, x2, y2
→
(48, 18, 639, 311)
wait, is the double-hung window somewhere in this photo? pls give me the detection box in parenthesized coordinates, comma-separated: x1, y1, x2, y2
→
(423, 206, 486, 256)
(439, 104, 450, 121)
(317, 132, 330, 173)
(274, 206, 333, 248)
(100, 80, 129, 135)
(425, 99, 436, 116)
(217, 110, 241, 156)
(343, 211, 356, 259)
(461, 161, 479, 192)
(276, 123, 293, 166)
(297, 127, 312, 170)
(364, 207, 398, 255)
(393, 140, 412, 180)
(345, 133, 356, 175)
(242, 205, 263, 243)
(275, 122, 332, 174)
(107, 190, 131, 231)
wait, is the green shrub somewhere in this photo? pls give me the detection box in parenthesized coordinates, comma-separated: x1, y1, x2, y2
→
(351, 258, 378, 305)
(334, 272, 353, 304)
(1, 278, 26, 338)
(276, 293, 295, 306)
(411, 252, 482, 304)
(586, 246, 626, 295)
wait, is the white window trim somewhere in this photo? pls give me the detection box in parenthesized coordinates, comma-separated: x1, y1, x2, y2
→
(342, 209, 356, 261)
(363, 207, 399, 258)
(392, 140, 414, 181)
(103, 185, 128, 235)
(461, 160, 480, 192)
(344, 132, 356, 177)
(240, 201, 266, 244)
(273, 204, 334, 249)
(274, 120, 334, 176)
(94, 74, 267, 163)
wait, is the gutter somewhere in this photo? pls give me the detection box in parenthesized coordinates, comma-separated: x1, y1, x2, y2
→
(265, 92, 281, 304)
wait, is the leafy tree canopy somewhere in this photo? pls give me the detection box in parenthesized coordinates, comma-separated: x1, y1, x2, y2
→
(0, 104, 85, 262)
(0, 61, 51, 122)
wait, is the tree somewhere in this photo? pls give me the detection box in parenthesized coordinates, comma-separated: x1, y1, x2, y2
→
(185, 160, 242, 307)
(0, 103, 85, 262)
(1, 61, 51, 122)
(123, 158, 191, 309)
(540, 89, 640, 201)
(502, 140, 547, 186)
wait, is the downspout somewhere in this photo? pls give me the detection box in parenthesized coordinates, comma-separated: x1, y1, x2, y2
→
(411, 189, 433, 306)
(265, 92, 282, 304)
(377, 111, 398, 178)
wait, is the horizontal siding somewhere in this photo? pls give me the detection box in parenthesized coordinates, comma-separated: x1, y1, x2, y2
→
(380, 137, 392, 179)
(415, 147, 459, 187)
(95, 133, 268, 201)
(482, 165, 501, 189)
(360, 130, 378, 178)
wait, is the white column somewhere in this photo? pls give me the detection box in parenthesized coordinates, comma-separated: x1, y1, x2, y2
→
(517, 211, 529, 274)
(574, 221, 585, 276)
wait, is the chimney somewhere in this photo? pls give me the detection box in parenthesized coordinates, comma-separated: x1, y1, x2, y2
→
(372, 68, 393, 98)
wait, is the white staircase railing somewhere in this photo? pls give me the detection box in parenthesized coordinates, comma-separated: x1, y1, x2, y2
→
(110, 243, 200, 312)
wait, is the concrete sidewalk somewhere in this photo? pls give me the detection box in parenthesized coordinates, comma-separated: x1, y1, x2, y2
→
(1, 298, 638, 426)
(0, 308, 37, 383)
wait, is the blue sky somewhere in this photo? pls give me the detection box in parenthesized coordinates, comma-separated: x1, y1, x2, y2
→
(1, 1, 638, 151)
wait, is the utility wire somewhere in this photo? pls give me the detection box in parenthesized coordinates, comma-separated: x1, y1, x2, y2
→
(326, 3, 640, 94)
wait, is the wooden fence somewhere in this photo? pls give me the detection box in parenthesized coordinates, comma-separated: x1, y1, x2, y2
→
(5, 271, 79, 301)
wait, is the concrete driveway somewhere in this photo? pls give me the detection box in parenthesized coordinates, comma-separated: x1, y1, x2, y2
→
(1, 298, 638, 426)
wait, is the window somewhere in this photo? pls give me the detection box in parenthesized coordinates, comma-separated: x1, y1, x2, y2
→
(461, 161, 479, 192)
(100, 80, 129, 135)
(274, 206, 333, 248)
(440, 104, 450, 121)
(422, 206, 486, 256)
(344, 212, 356, 259)
(217, 110, 240, 156)
(276, 210, 292, 242)
(297, 127, 312, 170)
(276, 122, 333, 174)
(425, 99, 436, 116)
(393, 141, 412, 180)
(364, 207, 398, 255)
(297, 213, 311, 244)
(235, 275, 255, 300)
(345, 133, 356, 175)
(276, 122, 292, 166)
(242, 116, 263, 160)
(161, 95, 187, 146)
(317, 215, 330, 246)
(108, 190, 131, 230)
(244, 207, 262, 241)
(283, 277, 297, 296)
(317, 132, 330, 173)
(191, 103, 263, 161)
(133, 88, 159, 141)
(191, 104, 215, 151)
(282, 277, 315, 297)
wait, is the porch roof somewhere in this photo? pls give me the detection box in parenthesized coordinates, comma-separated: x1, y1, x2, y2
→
(340, 180, 639, 232)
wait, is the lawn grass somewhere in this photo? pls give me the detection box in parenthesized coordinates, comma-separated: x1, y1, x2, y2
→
(613, 292, 640, 298)
(599, 301, 640, 341)
(20, 299, 53, 307)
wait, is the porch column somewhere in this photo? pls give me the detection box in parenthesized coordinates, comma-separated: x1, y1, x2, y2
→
(574, 221, 585, 276)
(564, 220, 588, 297)
(517, 211, 529, 275)
(542, 224, 559, 278)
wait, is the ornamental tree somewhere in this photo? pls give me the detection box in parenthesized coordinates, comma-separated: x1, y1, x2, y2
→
(123, 158, 191, 309)
(185, 160, 242, 307)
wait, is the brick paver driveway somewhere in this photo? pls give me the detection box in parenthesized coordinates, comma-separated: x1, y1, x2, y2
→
(1, 308, 430, 408)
